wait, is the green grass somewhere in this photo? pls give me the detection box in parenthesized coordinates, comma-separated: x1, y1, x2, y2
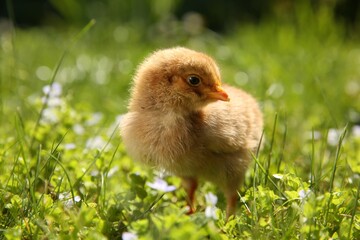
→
(1, 9, 360, 240)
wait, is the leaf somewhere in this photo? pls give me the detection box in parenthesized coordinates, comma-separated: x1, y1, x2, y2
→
(130, 173, 146, 187)
(285, 190, 299, 200)
(134, 186, 147, 199)
(259, 217, 269, 227)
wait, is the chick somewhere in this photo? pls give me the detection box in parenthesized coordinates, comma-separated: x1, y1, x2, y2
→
(120, 47, 263, 219)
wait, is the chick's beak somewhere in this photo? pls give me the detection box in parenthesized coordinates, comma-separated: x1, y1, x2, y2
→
(207, 85, 230, 102)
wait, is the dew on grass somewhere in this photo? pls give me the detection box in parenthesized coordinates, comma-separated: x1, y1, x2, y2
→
(248, 66, 262, 80)
(113, 26, 129, 43)
(234, 71, 249, 86)
(76, 54, 92, 72)
(266, 83, 284, 98)
(94, 69, 108, 85)
(183, 12, 204, 35)
(118, 59, 133, 74)
(216, 45, 232, 60)
(36, 66, 52, 81)
(1, 32, 13, 52)
(292, 82, 304, 95)
(92, 57, 113, 85)
(345, 80, 359, 96)
(349, 109, 360, 123)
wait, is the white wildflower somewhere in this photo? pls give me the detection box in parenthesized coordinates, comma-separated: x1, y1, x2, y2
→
(86, 112, 103, 126)
(43, 97, 62, 107)
(107, 166, 119, 177)
(107, 114, 124, 137)
(205, 192, 218, 205)
(42, 82, 62, 97)
(73, 124, 85, 135)
(91, 170, 100, 177)
(305, 131, 321, 140)
(205, 206, 218, 219)
(40, 82, 64, 124)
(64, 143, 76, 150)
(273, 173, 284, 179)
(352, 125, 360, 138)
(298, 189, 311, 201)
(327, 128, 341, 146)
(42, 108, 59, 123)
(122, 232, 138, 240)
(147, 177, 176, 192)
(59, 192, 81, 208)
(85, 136, 108, 150)
(205, 192, 218, 219)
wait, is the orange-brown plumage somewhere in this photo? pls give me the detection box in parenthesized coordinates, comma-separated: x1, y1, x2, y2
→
(120, 47, 263, 218)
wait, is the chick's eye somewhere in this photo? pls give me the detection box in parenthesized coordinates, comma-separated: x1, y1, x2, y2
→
(187, 75, 201, 86)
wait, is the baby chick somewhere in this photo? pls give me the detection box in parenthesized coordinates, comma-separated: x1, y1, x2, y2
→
(120, 47, 263, 219)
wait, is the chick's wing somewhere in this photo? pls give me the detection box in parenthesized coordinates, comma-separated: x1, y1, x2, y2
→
(199, 85, 263, 154)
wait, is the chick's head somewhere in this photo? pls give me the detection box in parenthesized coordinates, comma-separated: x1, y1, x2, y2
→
(128, 47, 229, 112)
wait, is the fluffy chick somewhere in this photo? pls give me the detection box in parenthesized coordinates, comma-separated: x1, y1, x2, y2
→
(120, 47, 263, 219)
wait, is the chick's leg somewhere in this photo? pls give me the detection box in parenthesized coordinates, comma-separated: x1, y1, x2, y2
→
(181, 177, 198, 214)
(226, 192, 238, 220)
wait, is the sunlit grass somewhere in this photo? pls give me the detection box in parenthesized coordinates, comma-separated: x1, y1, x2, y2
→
(0, 8, 360, 239)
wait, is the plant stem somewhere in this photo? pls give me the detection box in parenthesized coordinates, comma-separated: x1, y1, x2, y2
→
(323, 125, 348, 226)
(265, 113, 277, 185)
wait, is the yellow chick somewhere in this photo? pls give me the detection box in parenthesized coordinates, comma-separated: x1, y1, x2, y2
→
(120, 47, 263, 219)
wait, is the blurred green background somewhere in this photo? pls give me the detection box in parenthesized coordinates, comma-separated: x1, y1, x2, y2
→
(1, 0, 360, 144)
(1, 0, 359, 32)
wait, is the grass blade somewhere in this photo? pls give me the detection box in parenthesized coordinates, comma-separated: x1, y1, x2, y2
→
(323, 125, 348, 226)
(265, 113, 278, 185)
(74, 122, 119, 189)
(30, 19, 96, 151)
(348, 179, 360, 239)
(251, 151, 287, 200)
(276, 120, 287, 173)
(310, 128, 316, 191)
